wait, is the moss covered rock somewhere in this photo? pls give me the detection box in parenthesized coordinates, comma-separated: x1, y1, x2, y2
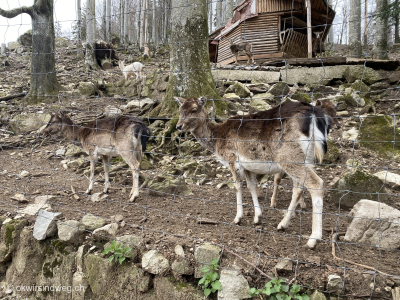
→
(330, 170, 387, 209)
(344, 66, 384, 85)
(225, 82, 250, 98)
(359, 115, 400, 160)
(148, 174, 192, 196)
(323, 141, 340, 164)
(268, 82, 290, 96)
(290, 91, 311, 103)
(0, 219, 28, 263)
(77, 82, 97, 96)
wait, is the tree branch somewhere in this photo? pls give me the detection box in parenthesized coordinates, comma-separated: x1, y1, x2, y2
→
(0, 6, 33, 18)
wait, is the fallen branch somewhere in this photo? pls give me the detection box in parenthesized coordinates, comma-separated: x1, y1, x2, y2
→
(223, 247, 273, 280)
(0, 92, 26, 101)
(331, 232, 392, 277)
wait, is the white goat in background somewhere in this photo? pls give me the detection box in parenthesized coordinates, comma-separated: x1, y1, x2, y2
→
(118, 60, 144, 80)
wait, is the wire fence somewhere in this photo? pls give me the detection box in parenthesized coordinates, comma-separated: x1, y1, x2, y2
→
(0, 0, 400, 299)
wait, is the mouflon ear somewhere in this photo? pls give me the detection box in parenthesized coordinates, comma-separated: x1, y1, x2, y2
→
(174, 96, 186, 106)
(197, 96, 207, 107)
(334, 101, 343, 109)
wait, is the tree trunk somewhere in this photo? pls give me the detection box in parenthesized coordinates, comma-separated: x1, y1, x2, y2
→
(208, 0, 213, 33)
(373, 0, 389, 59)
(120, 0, 125, 45)
(161, 0, 220, 117)
(106, 0, 111, 43)
(395, 0, 400, 43)
(85, 0, 98, 71)
(103, 0, 106, 39)
(349, 0, 362, 57)
(124, 0, 129, 46)
(364, 0, 368, 50)
(0, 0, 61, 104)
(140, 0, 145, 48)
(327, 0, 334, 45)
(152, 0, 157, 44)
(144, 0, 149, 46)
(225, 0, 234, 24)
(76, 0, 82, 44)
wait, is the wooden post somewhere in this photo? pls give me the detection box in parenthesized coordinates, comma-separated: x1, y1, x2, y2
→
(306, 0, 312, 58)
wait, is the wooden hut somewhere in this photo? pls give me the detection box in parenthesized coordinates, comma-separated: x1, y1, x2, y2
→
(209, 0, 335, 64)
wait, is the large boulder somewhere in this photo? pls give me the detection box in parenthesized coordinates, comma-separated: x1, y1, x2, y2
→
(344, 200, 400, 249)
(330, 170, 387, 209)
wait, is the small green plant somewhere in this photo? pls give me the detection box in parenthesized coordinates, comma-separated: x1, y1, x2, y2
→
(102, 240, 132, 265)
(198, 258, 222, 297)
(249, 277, 309, 300)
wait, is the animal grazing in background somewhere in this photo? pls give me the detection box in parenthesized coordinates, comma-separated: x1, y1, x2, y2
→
(118, 60, 144, 80)
(229, 39, 255, 64)
(143, 43, 150, 58)
(42, 112, 150, 202)
(313, 31, 326, 58)
(269, 99, 342, 209)
(176, 97, 335, 249)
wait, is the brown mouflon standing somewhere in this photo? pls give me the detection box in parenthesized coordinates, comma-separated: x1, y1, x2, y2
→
(269, 99, 342, 209)
(42, 112, 150, 202)
(229, 39, 255, 64)
(313, 31, 326, 58)
(176, 96, 335, 249)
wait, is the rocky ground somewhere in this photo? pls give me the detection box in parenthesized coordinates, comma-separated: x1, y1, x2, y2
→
(0, 40, 400, 299)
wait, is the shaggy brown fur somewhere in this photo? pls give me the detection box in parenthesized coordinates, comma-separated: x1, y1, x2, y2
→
(176, 97, 333, 249)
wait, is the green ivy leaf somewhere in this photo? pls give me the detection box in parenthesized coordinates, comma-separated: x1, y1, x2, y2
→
(118, 256, 125, 264)
(204, 288, 211, 297)
(198, 277, 206, 285)
(211, 281, 221, 291)
(201, 266, 210, 273)
(109, 255, 114, 263)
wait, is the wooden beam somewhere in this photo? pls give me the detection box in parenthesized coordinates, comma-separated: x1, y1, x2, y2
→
(219, 53, 285, 65)
(306, 0, 312, 58)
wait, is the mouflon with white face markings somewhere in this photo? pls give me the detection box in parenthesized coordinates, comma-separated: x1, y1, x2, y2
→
(176, 97, 335, 249)
(42, 112, 150, 202)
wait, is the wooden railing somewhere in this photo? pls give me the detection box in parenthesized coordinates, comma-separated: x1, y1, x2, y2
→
(280, 29, 308, 58)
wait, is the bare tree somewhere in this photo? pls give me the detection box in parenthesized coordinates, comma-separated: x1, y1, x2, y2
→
(162, 0, 219, 116)
(208, 0, 213, 33)
(85, 0, 98, 71)
(124, 0, 129, 45)
(120, 0, 125, 44)
(224, 0, 234, 24)
(77, 0, 82, 44)
(106, 0, 111, 43)
(152, 0, 157, 44)
(349, 0, 362, 57)
(0, 0, 61, 103)
(394, 0, 400, 43)
(339, 5, 349, 44)
(364, 0, 368, 50)
(374, 0, 389, 59)
(140, 0, 146, 47)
